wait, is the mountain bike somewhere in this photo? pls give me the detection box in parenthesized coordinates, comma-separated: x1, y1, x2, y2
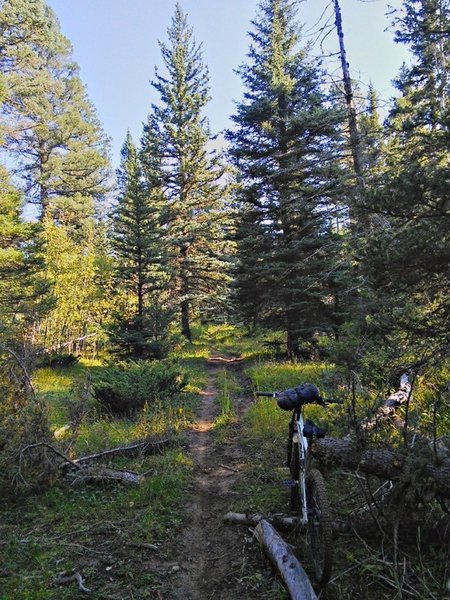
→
(256, 383, 341, 586)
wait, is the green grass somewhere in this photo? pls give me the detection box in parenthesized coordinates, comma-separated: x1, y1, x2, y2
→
(0, 446, 193, 599)
(0, 354, 200, 598)
(0, 339, 208, 599)
(213, 368, 240, 430)
(176, 323, 277, 362)
(33, 358, 102, 429)
(244, 360, 346, 433)
(10, 328, 447, 600)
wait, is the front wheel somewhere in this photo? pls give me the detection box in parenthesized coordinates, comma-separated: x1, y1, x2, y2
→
(306, 468, 333, 586)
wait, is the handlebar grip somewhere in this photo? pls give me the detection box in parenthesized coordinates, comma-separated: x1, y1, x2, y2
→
(255, 391, 276, 397)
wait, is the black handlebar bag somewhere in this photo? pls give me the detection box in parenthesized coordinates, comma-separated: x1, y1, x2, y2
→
(276, 383, 321, 410)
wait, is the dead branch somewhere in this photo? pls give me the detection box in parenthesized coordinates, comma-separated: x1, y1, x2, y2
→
(54, 570, 91, 594)
(20, 442, 82, 471)
(361, 374, 412, 432)
(0, 343, 35, 394)
(44, 333, 98, 354)
(73, 437, 172, 466)
(254, 520, 318, 600)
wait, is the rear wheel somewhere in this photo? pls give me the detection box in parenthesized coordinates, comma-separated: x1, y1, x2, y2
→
(306, 468, 333, 586)
(288, 439, 300, 511)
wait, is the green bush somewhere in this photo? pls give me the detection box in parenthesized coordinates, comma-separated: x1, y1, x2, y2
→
(92, 359, 188, 415)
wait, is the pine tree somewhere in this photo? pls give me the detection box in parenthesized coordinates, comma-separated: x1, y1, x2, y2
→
(142, 3, 233, 342)
(362, 0, 450, 364)
(228, 0, 345, 356)
(0, 0, 110, 229)
(111, 132, 169, 358)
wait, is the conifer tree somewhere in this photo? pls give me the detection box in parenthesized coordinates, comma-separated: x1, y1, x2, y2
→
(0, 0, 110, 229)
(111, 132, 168, 357)
(363, 0, 450, 363)
(228, 0, 344, 356)
(142, 3, 233, 342)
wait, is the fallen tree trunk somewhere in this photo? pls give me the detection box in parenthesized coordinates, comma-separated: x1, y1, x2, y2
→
(224, 512, 298, 530)
(73, 437, 171, 466)
(311, 438, 450, 498)
(361, 374, 411, 431)
(67, 467, 142, 486)
(254, 520, 317, 600)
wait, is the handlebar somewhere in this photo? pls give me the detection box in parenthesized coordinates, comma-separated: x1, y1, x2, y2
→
(255, 383, 343, 411)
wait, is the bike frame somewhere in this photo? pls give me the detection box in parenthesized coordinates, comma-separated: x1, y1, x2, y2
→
(292, 407, 310, 526)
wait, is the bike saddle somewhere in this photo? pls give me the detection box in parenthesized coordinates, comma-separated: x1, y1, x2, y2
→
(302, 418, 326, 438)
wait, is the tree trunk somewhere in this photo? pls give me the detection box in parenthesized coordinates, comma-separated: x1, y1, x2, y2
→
(179, 246, 192, 342)
(311, 437, 450, 498)
(181, 297, 191, 342)
(224, 512, 298, 530)
(73, 437, 172, 465)
(333, 0, 369, 231)
(287, 329, 299, 359)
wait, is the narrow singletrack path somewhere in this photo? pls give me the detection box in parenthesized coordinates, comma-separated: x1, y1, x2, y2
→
(164, 356, 276, 600)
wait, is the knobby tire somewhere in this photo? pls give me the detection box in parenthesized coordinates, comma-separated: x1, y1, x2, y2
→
(306, 467, 333, 586)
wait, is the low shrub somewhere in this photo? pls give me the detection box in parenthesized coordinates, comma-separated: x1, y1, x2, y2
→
(0, 381, 56, 496)
(92, 359, 188, 415)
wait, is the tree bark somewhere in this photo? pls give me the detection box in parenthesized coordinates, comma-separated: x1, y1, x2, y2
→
(311, 437, 450, 498)
(360, 376, 412, 432)
(254, 520, 318, 600)
(333, 0, 369, 230)
(179, 245, 192, 342)
(67, 467, 142, 486)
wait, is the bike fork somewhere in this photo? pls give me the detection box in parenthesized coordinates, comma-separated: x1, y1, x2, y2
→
(293, 427, 308, 526)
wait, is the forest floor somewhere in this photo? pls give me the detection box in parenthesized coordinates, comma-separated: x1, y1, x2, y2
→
(2, 336, 447, 599)
(158, 354, 284, 600)
(0, 352, 287, 600)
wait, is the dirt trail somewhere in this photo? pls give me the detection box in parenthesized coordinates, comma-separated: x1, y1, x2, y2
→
(164, 356, 273, 600)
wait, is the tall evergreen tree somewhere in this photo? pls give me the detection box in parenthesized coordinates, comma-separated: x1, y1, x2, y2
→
(142, 3, 233, 342)
(0, 0, 110, 229)
(362, 0, 450, 365)
(228, 0, 345, 356)
(111, 132, 168, 357)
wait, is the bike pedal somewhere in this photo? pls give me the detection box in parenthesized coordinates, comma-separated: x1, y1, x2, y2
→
(282, 479, 297, 488)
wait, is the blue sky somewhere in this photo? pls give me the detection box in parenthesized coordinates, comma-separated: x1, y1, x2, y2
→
(46, 0, 409, 167)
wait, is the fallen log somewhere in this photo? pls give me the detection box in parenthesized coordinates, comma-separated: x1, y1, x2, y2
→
(254, 520, 317, 600)
(362, 374, 411, 431)
(73, 437, 172, 466)
(67, 467, 142, 486)
(311, 437, 450, 498)
(224, 511, 298, 530)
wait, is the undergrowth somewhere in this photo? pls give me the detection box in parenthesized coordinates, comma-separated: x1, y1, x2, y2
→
(238, 356, 449, 599)
(0, 449, 193, 599)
